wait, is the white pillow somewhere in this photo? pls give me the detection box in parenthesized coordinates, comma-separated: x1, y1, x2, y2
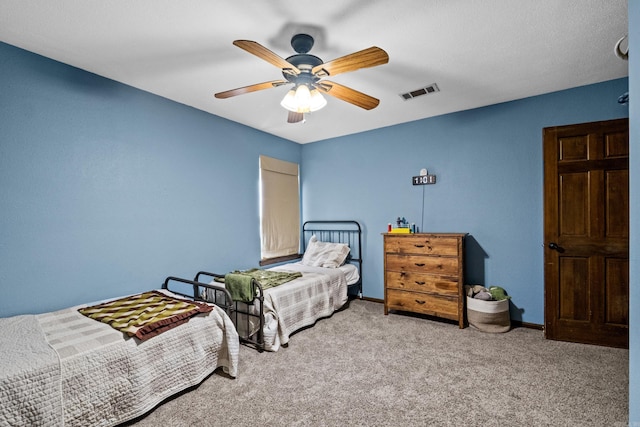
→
(301, 235, 350, 268)
(320, 243, 350, 268)
(301, 235, 322, 266)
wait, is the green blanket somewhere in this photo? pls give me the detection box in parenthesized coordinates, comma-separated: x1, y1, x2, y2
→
(219, 268, 303, 303)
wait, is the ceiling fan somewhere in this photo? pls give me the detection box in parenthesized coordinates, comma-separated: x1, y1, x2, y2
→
(214, 33, 389, 123)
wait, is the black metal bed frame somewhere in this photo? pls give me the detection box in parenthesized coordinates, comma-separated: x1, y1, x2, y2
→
(302, 220, 363, 299)
(191, 220, 363, 353)
(194, 270, 266, 352)
(161, 276, 234, 316)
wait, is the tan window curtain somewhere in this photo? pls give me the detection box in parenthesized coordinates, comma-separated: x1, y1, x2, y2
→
(260, 155, 300, 260)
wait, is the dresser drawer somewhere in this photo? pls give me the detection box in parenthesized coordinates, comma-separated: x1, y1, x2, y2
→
(385, 254, 459, 275)
(385, 271, 458, 295)
(385, 236, 459, 256)
(386, 289, 458, 320)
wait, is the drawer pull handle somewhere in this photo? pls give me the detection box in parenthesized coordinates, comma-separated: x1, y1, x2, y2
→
(415, 300, 426, 305)
(415, 281, 425, 285)
(414, 244, 425, 248)
(415, 263, 425, 267)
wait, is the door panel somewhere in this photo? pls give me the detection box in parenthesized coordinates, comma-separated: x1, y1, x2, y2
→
(605, 131, 629, 158)
(558, 257, 589, 321)
(559, 172, 589, 236)
(544, 118, 629, 348)
(604, 257, 628, 325)
(606, 170, 629, 237)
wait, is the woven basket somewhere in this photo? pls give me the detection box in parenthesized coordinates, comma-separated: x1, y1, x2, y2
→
(466, 296, 510, 333)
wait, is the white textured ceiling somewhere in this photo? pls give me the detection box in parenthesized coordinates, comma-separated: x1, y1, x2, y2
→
(0, 0, 629, 144)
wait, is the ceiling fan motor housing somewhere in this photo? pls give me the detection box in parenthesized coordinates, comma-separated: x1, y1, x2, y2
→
(283, 53, 323, 83)
(281, 34, 324, 84)
(291, 33, 314, 53)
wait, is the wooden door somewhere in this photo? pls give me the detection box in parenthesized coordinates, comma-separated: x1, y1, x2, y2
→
(543, 118, 629, 348)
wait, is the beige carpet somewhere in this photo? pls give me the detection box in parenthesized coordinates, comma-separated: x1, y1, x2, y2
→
(126, 300, 628, 427)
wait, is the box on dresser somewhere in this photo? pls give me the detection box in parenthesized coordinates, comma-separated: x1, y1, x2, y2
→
(383, 233, 466, 328)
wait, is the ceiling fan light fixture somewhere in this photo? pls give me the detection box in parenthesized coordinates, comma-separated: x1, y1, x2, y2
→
(294, 84, 311, 112)
(281, 84, 327, 113)
(280, 89, 298, 111)
(309, 88, 327, 112)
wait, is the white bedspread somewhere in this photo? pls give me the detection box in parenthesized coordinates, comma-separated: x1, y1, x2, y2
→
(0, 315, 62, 427)
(0, 292, 239, 427)
(261, 262, 349, 351)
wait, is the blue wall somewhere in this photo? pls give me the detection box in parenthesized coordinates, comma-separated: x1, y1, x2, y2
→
(0, 42, 301, 316)
(628, 1, 639, 422)
(302, 78, 628, 326)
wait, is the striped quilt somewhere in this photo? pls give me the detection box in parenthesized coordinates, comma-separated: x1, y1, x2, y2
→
(225, 262, 348, 351)
(264, 263, 348, 350)
(1, 290, 239, 427)
(78, 290, 212, 341)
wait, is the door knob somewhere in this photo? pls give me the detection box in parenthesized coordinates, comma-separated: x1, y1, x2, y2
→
(548, 242, 564, 253)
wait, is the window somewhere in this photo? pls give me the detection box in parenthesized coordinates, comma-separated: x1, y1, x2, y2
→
(259, 155, 300, 265)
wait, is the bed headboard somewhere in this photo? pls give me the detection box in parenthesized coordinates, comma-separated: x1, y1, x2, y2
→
(302, 220, 363, 298)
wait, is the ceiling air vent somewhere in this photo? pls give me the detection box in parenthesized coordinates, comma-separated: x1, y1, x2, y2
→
(400, 83, 439, 100)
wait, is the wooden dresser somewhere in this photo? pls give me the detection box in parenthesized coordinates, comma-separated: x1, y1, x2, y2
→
(383, 233, 466, 328)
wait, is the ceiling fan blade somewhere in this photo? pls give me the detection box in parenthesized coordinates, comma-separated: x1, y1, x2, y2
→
(215, 80, 290, 99)
(233, 40, 301, 75)
(287, 111, 304, 123)
(316, 81, 380, 110)
(312, 46, 388, 77)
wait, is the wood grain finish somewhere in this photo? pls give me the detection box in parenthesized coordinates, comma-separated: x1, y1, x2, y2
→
(383, 233, 466, 328)
(316, 80, 380, 110)
(386, 289, 458, 319)
(311, 46, 389, 77)
(385, 271, 459, 295)
(232, 40, 301, 74)
(543, 118, 629, 348)
(214, 80, 290, 99)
